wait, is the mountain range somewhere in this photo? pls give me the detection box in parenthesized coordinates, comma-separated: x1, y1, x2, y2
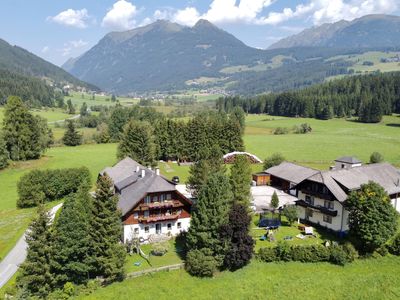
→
(0, 38, 97, 91)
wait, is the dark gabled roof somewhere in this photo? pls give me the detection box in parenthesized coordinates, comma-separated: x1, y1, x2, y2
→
(100, 157, 178, 215)
(334, 156, 362, 164)
(265, 162, 319, 184)
(303, 163, 400, 202)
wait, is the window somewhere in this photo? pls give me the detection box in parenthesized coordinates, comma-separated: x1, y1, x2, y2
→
(306, 208, 313, 218)
(145, 196, 151, 204)
(144, 226, 149, 233)
(323, 215, 332, 224)
(177, 222, 182, 229)
(152, 195, 158, 202)
(324, 200, 334, 210)
(133, 212, 139, 219)
(134, 228, 139, 234)
(144, 211, 149, 218)
(167, 223, 172, 230)
(305, 195, 314, 205)
(160, 194, 165, 202)
(166, 193, 172, 200)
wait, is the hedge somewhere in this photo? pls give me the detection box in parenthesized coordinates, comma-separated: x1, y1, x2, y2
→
(257, 241, 358, 266)
(17, 167, 91, 208)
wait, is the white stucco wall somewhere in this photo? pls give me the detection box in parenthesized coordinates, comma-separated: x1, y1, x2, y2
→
(123, 217, 190, 243)
(297, 191, 349, 232)
(391, 197, 400, 213)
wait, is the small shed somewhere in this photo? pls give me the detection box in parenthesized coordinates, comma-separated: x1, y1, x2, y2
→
(252, 172, 270, 186)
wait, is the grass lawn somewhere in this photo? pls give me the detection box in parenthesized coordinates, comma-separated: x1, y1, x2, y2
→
(0, 143, 118, 261)
(67, 92, 138, 107)
(125, 238, 184, 273)
(80, 256, 400, 300)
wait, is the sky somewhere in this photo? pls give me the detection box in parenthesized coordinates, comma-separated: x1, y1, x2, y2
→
(0, 0, 399, 66)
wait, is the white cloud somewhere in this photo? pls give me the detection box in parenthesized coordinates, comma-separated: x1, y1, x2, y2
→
(173, 7, 200, 26)
(48, 9, 90, 28)
(41, 46, 49, 54)
(61, 39, 89, 57)
(102, 0, 138, 30)
(258, 0, 398, 26)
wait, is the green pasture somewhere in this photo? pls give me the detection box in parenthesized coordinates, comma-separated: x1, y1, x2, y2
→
(0, 107, 71, 124)
(67, 92, 138, 107)
(80, 256, 400, 300)
(244, 114, 400, 169)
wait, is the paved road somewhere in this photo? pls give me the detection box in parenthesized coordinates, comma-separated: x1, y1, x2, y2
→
(0, 203, 63, 289)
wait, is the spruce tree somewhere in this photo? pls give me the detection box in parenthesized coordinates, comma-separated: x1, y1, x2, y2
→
(0, 133, 9, 169)
(80, 102, 88, 116)
(51, 189, 92, 286)
(186, 172, 233, 266)
(89, 174, 126, 282)
(3, 96, 48, 160)
(62, 120, 82, 146)
(67, 99, 75, 114)
(271, 191, 279, 211)
(222, 204, 254, 271)
(230, 155, 252, 206)
(117, 120, 155, 166)
(17, 205, 53, 298)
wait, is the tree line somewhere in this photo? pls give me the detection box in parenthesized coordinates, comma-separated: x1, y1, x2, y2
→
(0, 69, 58, 107)
(16, 174, 125, 299)
(217, 72, 400, 123)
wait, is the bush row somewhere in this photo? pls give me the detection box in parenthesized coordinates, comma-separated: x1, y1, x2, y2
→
(17, 167, 91, 208)
(257, 242, 358, 266)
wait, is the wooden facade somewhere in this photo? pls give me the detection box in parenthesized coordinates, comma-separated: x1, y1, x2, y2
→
(252, 173, 270, 186)
(122, 190, 191, 226)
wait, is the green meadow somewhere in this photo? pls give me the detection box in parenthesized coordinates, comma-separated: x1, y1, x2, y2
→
(80, 256, 400, 300)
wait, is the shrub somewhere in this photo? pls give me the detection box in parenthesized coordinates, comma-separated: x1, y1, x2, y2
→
(389, 233, 400, 255)
(263, 153, 285, 169)
(293, 123, 312, 134)
(273, 127, 289, 135)
(375, 245, 389, 257)
(329, 245, 348, 266)
(17, 167, 91, 208)
(290, 245, 330, 263)
(342, 242, 359, 262)
(151, 242, 169, 256)
(185, 249, 217, 277)
(276, 241, 292, 261)
(282, 205, 298, 225)
(369, 152, 384, 164)
(257, 247, 278, 262)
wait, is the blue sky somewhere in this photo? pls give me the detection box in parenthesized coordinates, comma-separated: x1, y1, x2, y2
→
(0, 0, 399, 66)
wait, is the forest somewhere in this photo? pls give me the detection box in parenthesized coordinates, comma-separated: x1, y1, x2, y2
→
(217, 72, 400, 123)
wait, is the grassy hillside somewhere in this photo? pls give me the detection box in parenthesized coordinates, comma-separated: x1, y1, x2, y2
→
(80, 257, 400, 300)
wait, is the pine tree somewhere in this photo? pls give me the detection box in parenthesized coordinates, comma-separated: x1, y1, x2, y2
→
(117, 120, 156, 166)
(186, 172, 233, 266)
(230, 155, 252, 206)
(89, 174, 126, 282)
(3, 96, 48, 160)
(51, 189, 92, 286)
(230, 107, 246, 134)
(0, 133, 9, 169)
(67, 99, 75, 114)
(271, 191, 279, 211)
(221, 204, 254, 271)
(62, 120, 82, 146)
(17, 205, 53, 298)
(80, 102, 88, 116)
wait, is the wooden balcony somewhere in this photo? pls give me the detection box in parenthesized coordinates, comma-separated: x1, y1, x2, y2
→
(138, 213, 180, 224)
(138, 200, 183, 211)
(296, 199, 338, 217)
(300, 189, 333, 201)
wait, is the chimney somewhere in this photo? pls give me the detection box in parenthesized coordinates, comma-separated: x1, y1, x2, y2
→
(141, 169, 145, 178)
(155, 168, 160, 176)
(136, 165, 140, 172)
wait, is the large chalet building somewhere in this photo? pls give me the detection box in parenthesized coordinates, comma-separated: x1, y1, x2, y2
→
(263, 157, 400, 236)
(100, 158, 192, 243)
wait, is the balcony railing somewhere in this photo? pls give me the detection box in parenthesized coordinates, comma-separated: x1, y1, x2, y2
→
(300, 189, 333, 201)
(139, 200, 184, 211)
(296, 199, 338, 217)
(138, 213, 180, 224)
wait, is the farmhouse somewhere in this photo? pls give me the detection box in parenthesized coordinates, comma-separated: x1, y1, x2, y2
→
(293, 158, 400, 235)
(100, 157, 192, 243)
